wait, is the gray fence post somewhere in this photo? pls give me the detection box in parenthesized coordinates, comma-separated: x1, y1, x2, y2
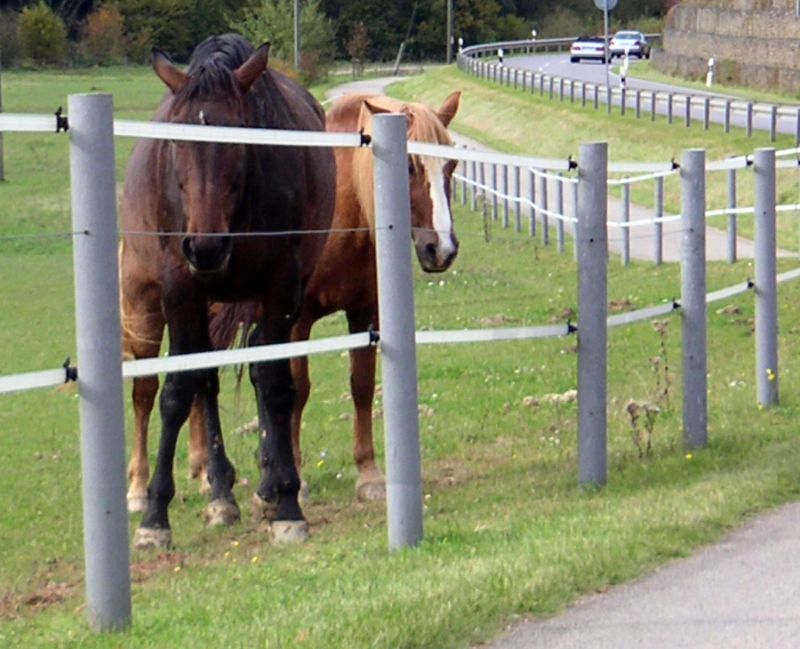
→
(650, 91, 657, 121)
(556, 174, 565, 253)
(635, 89, 641, 119)
(581, 82, 587, 107)
(577, 142, 608, 487)
(540, 172, 549, 245)
(622, 181, 630, 265)
(654, 176, 664, 265)
(680, 148, 707, 449)
(572, 180, 579, 261)
(746, 103, 753, 137)
(529, 168, 537, 237)
(68, 93, 131, 631)
(371, 113, 424, 549)
(753, 147, 779, 408)
(502, 164, 509, 228)
(684, 95, 692, 127)
(667, 93, 673, 123)
(727, 168, 737, 264)
(514, 165, 522, 233)
(796, 108, 800, 146)
(480, 163, 487, 219)
(470, 159, 478, 211)
(703, 97, 710, 130)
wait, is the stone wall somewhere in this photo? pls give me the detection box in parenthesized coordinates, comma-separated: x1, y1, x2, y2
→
(653, 0, 800, 96)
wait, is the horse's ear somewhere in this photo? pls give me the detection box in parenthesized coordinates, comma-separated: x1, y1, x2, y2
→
(363, 100, 392, 116)
(436, 90, 462, 127)
(234, 42, 270, 93)
(152, 47, 187, 94)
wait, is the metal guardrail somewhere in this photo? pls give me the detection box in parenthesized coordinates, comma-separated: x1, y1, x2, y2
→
(457, 36, 800, 143)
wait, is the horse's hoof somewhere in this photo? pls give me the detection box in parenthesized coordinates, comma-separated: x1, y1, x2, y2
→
(251, 492, 276, 524)
(269, 520, 309, 544)
(298, 479, 310, 505)
(356, 478, 387, 502)
(133, 526, 172, 550)
(204, 498, 241, 527)
(127, 496, 148, 513)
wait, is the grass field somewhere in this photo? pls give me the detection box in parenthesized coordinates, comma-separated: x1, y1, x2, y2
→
(2, 64, 800, 648)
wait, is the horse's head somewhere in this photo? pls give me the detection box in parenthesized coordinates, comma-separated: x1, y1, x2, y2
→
(359, 92, 462, 273)
(153, 42, 270, 275)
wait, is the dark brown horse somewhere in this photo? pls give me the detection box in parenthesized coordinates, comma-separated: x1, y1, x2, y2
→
(121, 34, 335, 549)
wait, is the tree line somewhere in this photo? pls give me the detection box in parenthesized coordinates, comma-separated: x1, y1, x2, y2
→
(0, 0, 668, 78)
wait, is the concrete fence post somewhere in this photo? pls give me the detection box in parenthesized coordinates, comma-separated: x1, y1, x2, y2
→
(371, 113, 424, 550)
(577, 142, 608, 487)
(68, 93, 131, 632)
(754, 148, 779, 408)
(680, 148, 707, 449)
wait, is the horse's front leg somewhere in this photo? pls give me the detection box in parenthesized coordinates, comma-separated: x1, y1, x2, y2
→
(250, 320, 307, 543)
(347, 307, 386, 501)
(290, 314, 314, 501)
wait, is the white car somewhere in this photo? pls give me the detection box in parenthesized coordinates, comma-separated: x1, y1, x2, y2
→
(570, 36, 608, 63)
(609, 31, 651, 59)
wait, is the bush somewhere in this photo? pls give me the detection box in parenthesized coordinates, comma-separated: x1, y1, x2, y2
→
(19, 1, 69, 66)
(81, 4, 127, 65)
(0, 9, 21, 68)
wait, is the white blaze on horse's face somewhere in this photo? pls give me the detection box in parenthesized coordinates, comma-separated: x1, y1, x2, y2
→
(410, 156, 459, 273)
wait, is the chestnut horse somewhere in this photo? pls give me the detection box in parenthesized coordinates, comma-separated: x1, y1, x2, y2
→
(289, 92, 462, 500)
(121, 34, 335, 549)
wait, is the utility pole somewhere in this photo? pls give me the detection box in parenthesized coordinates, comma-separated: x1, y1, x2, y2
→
(0, 50, 5, 182)
(446, 0, 454, 64)
(293, 0, 301, 71)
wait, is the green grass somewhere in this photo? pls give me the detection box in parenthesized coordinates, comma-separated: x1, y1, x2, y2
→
(2, 65, 800, 647)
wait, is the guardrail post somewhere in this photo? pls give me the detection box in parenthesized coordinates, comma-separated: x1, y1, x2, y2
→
(593, 84, 599, 110)
(753, 148, 779, 408)
(703, 97, 710, 130)
(491, 163, 498, 220)
(559, 77, 564, 101)
(371, 113, 424, 550)
(667, 93, 673, 124)
(680, 148, 707, 449)
(470, 159, 478, 211)
(620, 88, 626, 116)
(581, 82, 587, 107)
(746, 103, 753, 137)
(622, 181, 630, 265)
(654, 175, 664, 265)
(480, 163, 487, 219)
(684, 95, 692, 127)
(727, 168, 737, 263)
(577, 142, 608, 487)
(635, 90, 641, 119)
(796, 108, 800, 146)
(769, 105, 777, 142)
(724, 100, 731, 133)
(68, 93, 131, 631)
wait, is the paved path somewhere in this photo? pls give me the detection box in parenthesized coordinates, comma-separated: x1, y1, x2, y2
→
(480, 502, 800, 649)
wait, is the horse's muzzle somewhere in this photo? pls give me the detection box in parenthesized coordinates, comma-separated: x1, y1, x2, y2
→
(416, 235, 459, 273)
(182, 235, 233, 274)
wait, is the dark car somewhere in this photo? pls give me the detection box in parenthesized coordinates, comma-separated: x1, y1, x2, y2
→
(609, 31, 651, 59)
(570, 35, 607, 63)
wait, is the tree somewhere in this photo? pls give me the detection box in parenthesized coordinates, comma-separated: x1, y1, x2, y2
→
(229, 0, 336, 80)
(19, 1, 68, 65)
(81, 3, 126, 64)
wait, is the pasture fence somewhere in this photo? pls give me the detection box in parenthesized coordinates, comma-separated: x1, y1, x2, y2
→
(457, 37, 800, 143)
(0, 93, 797, 632)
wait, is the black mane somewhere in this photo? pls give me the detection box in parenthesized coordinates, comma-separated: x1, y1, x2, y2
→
(182, 34, 255, 101)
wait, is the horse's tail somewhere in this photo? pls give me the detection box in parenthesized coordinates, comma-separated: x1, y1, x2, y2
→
(208, 301, 259, 351)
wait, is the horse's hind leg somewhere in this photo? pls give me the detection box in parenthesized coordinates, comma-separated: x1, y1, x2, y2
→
(122, 287, 165, 513)
(347, 308, 386, 501)
(188, 396, 211, 494)
(290, 315, 314, 501)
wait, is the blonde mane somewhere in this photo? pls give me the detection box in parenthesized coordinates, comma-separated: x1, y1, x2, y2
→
(351, 96, 454, 232)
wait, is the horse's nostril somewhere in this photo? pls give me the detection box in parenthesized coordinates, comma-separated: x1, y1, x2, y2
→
(424, 242, 437, 260)
(181, 236, 193, 260)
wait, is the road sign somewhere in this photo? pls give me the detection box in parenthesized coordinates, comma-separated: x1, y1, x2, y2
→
(593, 0, 618, 10)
